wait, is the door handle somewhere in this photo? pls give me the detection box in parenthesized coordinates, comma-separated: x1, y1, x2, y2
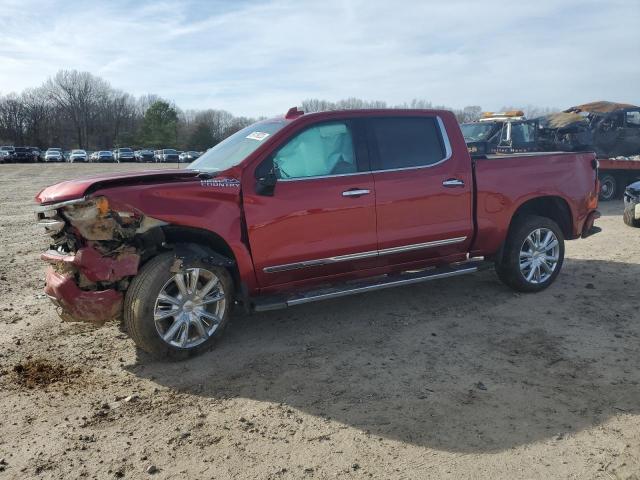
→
(442, 178, 465, 187)
(342, 188, 370, 197)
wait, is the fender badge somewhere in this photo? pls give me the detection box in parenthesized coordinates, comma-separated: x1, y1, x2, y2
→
(200, 178, 241, 188)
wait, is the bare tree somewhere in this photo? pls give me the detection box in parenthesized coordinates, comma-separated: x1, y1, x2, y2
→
(45, 70, 111, 148)
(137, 94, 162, 117)
(0, 94, 26, 145)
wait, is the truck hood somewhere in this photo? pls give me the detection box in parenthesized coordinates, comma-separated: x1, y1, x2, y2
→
(35, 169, 200, 205)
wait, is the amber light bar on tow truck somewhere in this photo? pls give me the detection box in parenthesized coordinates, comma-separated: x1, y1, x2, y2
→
(478, 110, 526, 122)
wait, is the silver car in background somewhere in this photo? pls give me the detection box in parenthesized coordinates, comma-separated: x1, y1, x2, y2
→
(69, 149, 88, 162)
(44, 148, 64, 162)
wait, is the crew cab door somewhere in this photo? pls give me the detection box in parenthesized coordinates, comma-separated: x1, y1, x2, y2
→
(367, 115, 473, 265)
(243, 119, 378, 288)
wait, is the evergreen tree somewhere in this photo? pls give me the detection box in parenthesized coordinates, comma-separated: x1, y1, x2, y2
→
(140, 100, 178, 147)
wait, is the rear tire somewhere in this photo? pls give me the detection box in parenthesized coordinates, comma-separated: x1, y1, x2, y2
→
(495, 215, 565, 292)
(124, 251, 233, 359)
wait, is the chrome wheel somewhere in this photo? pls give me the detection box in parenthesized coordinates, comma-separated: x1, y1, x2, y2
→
(153, 268, 226, 349)
(519, 228, 559, 284)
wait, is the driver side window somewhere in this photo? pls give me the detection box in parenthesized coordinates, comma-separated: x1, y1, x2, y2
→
(272, 122, 357, 179)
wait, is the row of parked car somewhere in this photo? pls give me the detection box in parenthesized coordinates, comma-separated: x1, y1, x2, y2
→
(0, 146, 202, 163)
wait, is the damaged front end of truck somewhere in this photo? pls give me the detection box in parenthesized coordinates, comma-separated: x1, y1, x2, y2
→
(36, 196, 166, 325)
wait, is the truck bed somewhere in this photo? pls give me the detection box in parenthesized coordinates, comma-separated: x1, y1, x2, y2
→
(470, 151, 598, 257)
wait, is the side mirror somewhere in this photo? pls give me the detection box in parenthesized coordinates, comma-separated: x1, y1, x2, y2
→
(256, 171, 277, 196)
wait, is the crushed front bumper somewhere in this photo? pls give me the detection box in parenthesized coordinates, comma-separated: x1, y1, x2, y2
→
(41, 247, 140, 325)
(44, 268, 123, 325)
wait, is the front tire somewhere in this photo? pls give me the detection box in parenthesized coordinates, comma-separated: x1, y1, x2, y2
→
(495, 215, 565, 292)
(124, 252, 233, 359)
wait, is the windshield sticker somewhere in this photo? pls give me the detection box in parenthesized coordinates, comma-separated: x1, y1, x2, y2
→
(201, 178, 241, 188)
(246, 131, 270, 141)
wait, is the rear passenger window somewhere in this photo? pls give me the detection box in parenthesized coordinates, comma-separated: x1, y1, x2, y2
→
(370, 117, 446, 170)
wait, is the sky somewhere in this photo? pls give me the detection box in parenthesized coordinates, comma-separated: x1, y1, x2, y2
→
(0, 0, 638, 117)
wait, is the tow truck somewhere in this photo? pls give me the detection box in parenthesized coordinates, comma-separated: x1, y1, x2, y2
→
(461, 111, 540, 156)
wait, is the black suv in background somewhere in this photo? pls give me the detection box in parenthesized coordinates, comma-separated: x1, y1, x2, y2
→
(28, 147, 42, 161)
(135, 149, 155, 162)
(12, 147, 36, 162)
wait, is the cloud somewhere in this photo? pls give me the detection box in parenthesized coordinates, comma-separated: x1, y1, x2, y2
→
(0, 0, 638, 117)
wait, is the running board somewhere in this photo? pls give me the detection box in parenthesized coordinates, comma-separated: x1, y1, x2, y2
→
(252, 261, 488, 312)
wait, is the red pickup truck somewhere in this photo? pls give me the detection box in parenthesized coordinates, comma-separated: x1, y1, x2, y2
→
(35, 108, 601, 358)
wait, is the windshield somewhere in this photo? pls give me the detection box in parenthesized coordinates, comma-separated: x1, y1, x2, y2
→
(99, 151, 112, 155)
(119, 148, 132, 152)
(163, 149, 177, 154)
(460, 122, 498, 142)
(72, 150, 85, 154)
(189, 119, 288, 173)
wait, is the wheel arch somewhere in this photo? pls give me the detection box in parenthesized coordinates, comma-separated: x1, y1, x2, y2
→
(495, 195, 573, 263)
(510, 195, 573, 238)
(137, 224, 242, 292)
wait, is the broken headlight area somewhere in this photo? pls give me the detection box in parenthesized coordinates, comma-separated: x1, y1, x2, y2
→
(39, 196, 143, 242)
(36, 196, 166, 325)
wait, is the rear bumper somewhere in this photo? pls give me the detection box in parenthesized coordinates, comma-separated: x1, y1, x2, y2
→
(41, 247, 140, 325)
(581, 210, 602, 238)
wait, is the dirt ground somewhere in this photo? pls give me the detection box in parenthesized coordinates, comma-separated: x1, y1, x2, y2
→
(0, 163, 638, 480)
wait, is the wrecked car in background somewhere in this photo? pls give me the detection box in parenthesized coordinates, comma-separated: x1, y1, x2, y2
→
(537, 101, 640, 157)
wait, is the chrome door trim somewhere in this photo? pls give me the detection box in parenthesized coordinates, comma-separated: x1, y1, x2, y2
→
(437, 116, 453, 161)
(378, 236, 467, 256)
(263, 236, 467, 273)
(263, 249, 379, 273)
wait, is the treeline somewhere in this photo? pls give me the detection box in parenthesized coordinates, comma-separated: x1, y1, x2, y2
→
(0, 70, 255, 150)
(0, 69, 558, 150)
